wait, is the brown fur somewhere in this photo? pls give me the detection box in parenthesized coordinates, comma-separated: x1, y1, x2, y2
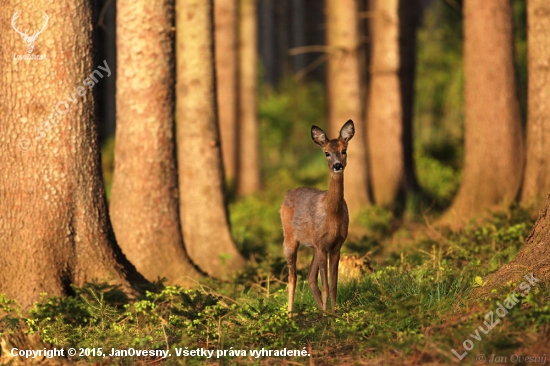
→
(281, 120, 354, 314)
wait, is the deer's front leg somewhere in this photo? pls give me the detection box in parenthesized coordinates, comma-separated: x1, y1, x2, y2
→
(308, 251, 323, 309)
(318, 250, 329, 311)
(329, 249, 341, 312)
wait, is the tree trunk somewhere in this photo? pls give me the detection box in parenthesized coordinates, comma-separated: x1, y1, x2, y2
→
(366, 0, 420, 207)
(326, 0, 370, 217)
(237, 0, 261, 196)
(215, 0, 238, 184)
(521, 0, 550, 205)
(441, 0, 524, 227)
(477, 194, 550, 298)
(304, 0, 325, 83)
(273, 0, 290, 82)
(399, 0, 421, 197)
(176, 0, 245, 277)
(366, 0, 404, 207)
(0, 0, 146, 309)
(258, 0, 275, 86)
(291, 0, 307, 74)
(110, 0, 201, 285)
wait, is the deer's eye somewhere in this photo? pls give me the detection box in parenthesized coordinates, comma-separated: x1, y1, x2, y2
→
(325, 152, 330, 157)
(342, 149, 347, 155)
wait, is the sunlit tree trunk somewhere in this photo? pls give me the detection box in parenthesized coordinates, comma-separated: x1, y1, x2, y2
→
(111, 0, 201, 285)
(366, 0, 403, 207)
(0, 0, 146, 309)
(215, 0, 238, 184)
(237, 0, 261, 195)
(442, 0, 524, 227)
(176, 0, 245, 277)
(366, 0, 420, 207)
(521, 0, 550, 205)
(326, 0, 370, 217)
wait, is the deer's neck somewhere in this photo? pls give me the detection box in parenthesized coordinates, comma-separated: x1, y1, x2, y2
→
(325, 173, 344, 214)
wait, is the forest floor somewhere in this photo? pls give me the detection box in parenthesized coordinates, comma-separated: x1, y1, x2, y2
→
(1, 201, 549, 365)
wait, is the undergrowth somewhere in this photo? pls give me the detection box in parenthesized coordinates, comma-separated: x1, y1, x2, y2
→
(2, 205, 549, 365)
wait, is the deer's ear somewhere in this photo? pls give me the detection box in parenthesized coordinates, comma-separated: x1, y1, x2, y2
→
(311, 126, 327, 147)
(339, 120, 355, 143)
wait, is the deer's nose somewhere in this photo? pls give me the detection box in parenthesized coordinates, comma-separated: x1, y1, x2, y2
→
(332, 163, 343, 172)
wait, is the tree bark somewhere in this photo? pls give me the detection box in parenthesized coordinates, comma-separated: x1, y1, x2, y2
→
(304, 0, 325, 83)
(176, 0, 245, 277)
(110, 0, 201, 285)
(236, 0, 261, 196)
(366, 0, 404, 207)
(477, 194, 550, 298)
(291, 0, 307, 74)
(326, 0, 370, 217)
(215, 0, 238, 184)
(521, 0, 550, 205)
(441, 0, 524, 227)
(399, 0, 421, 198)
(366, 0, 420, 207)
(0, 0, 146, 309)
(258, 0, 275, 86)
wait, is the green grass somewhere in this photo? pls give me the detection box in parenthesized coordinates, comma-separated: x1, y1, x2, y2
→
(2, 204, 547, 365)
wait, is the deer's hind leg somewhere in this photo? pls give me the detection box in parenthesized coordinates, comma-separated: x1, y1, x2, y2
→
(281, 205, 299, 315)
(283, 237, 299, 315)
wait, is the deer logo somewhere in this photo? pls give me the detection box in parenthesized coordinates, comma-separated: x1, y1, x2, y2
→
(11, 12, 49, 54)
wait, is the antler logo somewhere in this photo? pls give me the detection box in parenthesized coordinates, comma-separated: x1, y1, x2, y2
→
(11, 12, 49, 54)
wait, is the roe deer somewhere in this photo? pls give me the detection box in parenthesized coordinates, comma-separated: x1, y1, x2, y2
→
(280, 120, 354, 315)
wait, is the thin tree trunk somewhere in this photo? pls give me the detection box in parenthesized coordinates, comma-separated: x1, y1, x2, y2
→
(399, 0, 420, 196)
(259, 0, 275, 86)
(441, 0, 524, 227)
(326, 0, 370, 217)
(291, 0, 307, 74)
(366, 0, 420, 207)
(304, 0, 325, 83)
(0, 0, 146, 309)
(237, 0, 261, 195)
(274, 0, 290, 82)
(110, 0, 201, 285)
(176, 0, 245, 277)
(215, 0, 238, 184)
(521, 0, 550, 204)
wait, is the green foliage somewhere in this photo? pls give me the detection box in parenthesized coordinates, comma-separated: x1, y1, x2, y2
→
(2, 204, 544, 365)
(355, 205, 394, 237)
(0, 294, 23, 337)
(415, 145, 462, 208)
(415, 1, 464, 153)
(259, 78, 326, 181)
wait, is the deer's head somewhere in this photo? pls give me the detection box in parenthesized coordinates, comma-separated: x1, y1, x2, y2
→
(311, 120, 355, 174)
